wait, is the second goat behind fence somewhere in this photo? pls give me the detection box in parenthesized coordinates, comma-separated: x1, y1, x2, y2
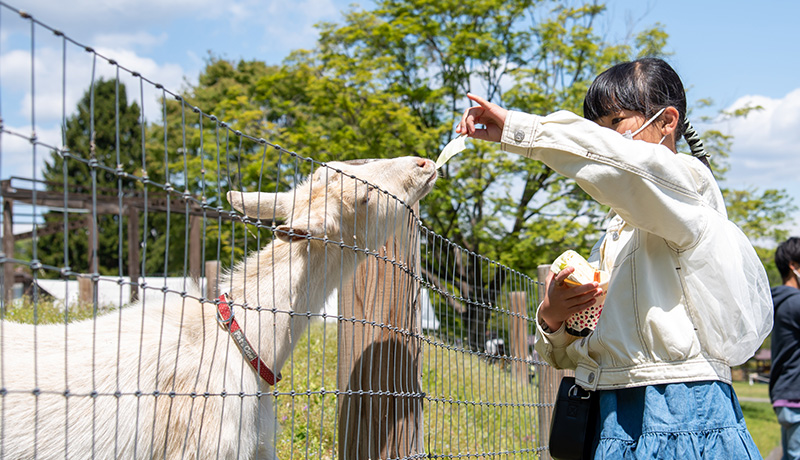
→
(1, 157, 437, 459)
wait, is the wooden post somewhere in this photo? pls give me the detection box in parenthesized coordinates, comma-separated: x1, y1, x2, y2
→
(509, 291, 529, 384)
(189, 215, 202, 283)
(205, 260, 219, 300)
(128, 208, 140, 303)
(2, 199, 14, 304)
(78, 276, 94, 306)
(86, 215, 96, 276)
(337, 204, 422, 460)
(536, 264, 572, 460)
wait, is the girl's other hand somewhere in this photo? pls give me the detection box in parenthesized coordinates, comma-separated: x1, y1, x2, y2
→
(456, 93, 508, 142)
(539, 267, 603, 332)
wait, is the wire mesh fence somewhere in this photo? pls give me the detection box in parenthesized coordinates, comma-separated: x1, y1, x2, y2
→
(0, 3, 564, 459)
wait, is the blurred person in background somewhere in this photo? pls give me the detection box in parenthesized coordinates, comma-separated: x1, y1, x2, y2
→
(771, 237, 800, 460)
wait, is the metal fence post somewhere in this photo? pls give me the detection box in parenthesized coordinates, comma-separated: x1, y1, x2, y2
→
(337, 203, 422, 459)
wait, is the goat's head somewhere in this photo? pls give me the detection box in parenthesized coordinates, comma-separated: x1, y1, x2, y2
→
(227, 156, 437, 248)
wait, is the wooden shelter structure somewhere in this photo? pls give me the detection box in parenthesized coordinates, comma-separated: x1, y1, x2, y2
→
(1, 177, 234, 304)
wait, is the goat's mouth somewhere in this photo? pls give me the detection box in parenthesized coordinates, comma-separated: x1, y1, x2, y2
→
(425, 170, 438, 185)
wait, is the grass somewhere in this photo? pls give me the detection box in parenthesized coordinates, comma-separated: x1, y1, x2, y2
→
(274, 330, 782, 459)
(5, 298, 540, 458)
(732, 381, 781, 457)
(24, 298, 782, 458)
(273, 322, 541, 459)
(274, 320, 340, 460)
(422, 347, 539, 456)
(1, 295, 110, 324)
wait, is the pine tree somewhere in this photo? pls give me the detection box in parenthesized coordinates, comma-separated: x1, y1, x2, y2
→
(37, 79, 143, 277)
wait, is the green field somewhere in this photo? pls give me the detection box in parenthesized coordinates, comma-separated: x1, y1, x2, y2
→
(274, 322, 540, 459)
(3, 298, 782, 458)
(733, 381, 781, 457)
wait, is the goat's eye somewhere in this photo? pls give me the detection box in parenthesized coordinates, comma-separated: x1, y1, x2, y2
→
(360, 187, 374, 204)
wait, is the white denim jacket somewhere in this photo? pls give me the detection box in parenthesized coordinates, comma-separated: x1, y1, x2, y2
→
(502, 110, 773, 391)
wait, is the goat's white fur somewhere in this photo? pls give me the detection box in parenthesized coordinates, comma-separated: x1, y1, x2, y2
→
(0, 156, 436, 459)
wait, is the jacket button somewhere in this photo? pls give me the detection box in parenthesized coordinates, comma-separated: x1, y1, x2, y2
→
(514, 130, 525, 142)
(588, 372, 595, 383)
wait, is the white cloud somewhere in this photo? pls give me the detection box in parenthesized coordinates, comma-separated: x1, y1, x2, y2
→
(16, 0, 345, 47)
(718, 88, 800, 236)
(16, 0, 229, 38)
(719, 89, 800, 187)
(1, 123, 60, 182)
(725, 90, 800, 148)
(2, 43, 186, 128)
(93, 31, 169, 51)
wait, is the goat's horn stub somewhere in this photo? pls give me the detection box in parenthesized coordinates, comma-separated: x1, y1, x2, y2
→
(227, 191, 282, 220)
(227, 191, 247, 214)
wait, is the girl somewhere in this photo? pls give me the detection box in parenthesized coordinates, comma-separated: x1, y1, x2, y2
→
(456, 58, 773, 459)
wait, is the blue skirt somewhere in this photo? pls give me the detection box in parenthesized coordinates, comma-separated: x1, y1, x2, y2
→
(590, 381, 762, 459)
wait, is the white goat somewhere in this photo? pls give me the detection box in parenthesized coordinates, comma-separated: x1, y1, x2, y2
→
(0, 156, 437, 459)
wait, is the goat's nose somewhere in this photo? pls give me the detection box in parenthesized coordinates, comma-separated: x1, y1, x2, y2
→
(416, 158, 431, 168)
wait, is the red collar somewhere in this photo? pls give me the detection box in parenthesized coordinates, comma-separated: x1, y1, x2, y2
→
(216, 294, 282, 386)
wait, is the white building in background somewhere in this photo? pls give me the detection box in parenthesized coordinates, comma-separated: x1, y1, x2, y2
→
(32, 277, 441, 331)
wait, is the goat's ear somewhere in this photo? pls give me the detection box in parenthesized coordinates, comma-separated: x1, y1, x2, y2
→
(275, 209, 340, 243)
(227, 191, 291, 221)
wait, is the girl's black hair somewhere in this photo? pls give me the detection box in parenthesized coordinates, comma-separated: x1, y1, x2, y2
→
(583, 58, 710, 169)
(775, 237, 800, 282)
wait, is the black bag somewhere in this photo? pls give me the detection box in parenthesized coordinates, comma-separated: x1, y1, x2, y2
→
(548, 376, 598, 460)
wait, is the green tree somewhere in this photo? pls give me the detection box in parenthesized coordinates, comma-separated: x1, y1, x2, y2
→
(158, 1, 794, 350)
(38, 79, 143, 277)
(308, 0, 647, 349)
(310, 0, 794, 348)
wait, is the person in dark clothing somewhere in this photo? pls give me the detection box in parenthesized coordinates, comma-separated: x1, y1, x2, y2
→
(771, 236, 800, 460)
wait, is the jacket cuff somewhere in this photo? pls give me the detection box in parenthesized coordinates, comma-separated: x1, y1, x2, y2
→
(501, 111, 539, 157)
(535, 303, 571, 348)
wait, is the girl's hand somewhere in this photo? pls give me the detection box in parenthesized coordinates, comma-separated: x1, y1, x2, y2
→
(456, 93, 508, 142)
(539, 267, 603, 331)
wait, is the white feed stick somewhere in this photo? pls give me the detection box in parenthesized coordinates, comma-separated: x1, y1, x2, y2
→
(435, 134, 467, 168)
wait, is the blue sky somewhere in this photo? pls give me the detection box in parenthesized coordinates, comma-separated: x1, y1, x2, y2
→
(3, 0, 799, 236)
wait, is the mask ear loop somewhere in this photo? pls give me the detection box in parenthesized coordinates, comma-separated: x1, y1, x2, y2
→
(630, 107, 667, 139)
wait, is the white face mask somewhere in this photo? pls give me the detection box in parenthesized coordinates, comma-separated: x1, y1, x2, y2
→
(794, 268, 800, 281)
(622, 107, 666, 143)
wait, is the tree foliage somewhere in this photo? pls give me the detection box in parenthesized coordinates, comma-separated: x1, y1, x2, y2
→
(38, 79, 143, 276)
(36, 1, 793, 347)
(151, 0, 793, 350)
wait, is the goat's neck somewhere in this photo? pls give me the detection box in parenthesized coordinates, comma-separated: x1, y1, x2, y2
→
(222, 239, 361, 378)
